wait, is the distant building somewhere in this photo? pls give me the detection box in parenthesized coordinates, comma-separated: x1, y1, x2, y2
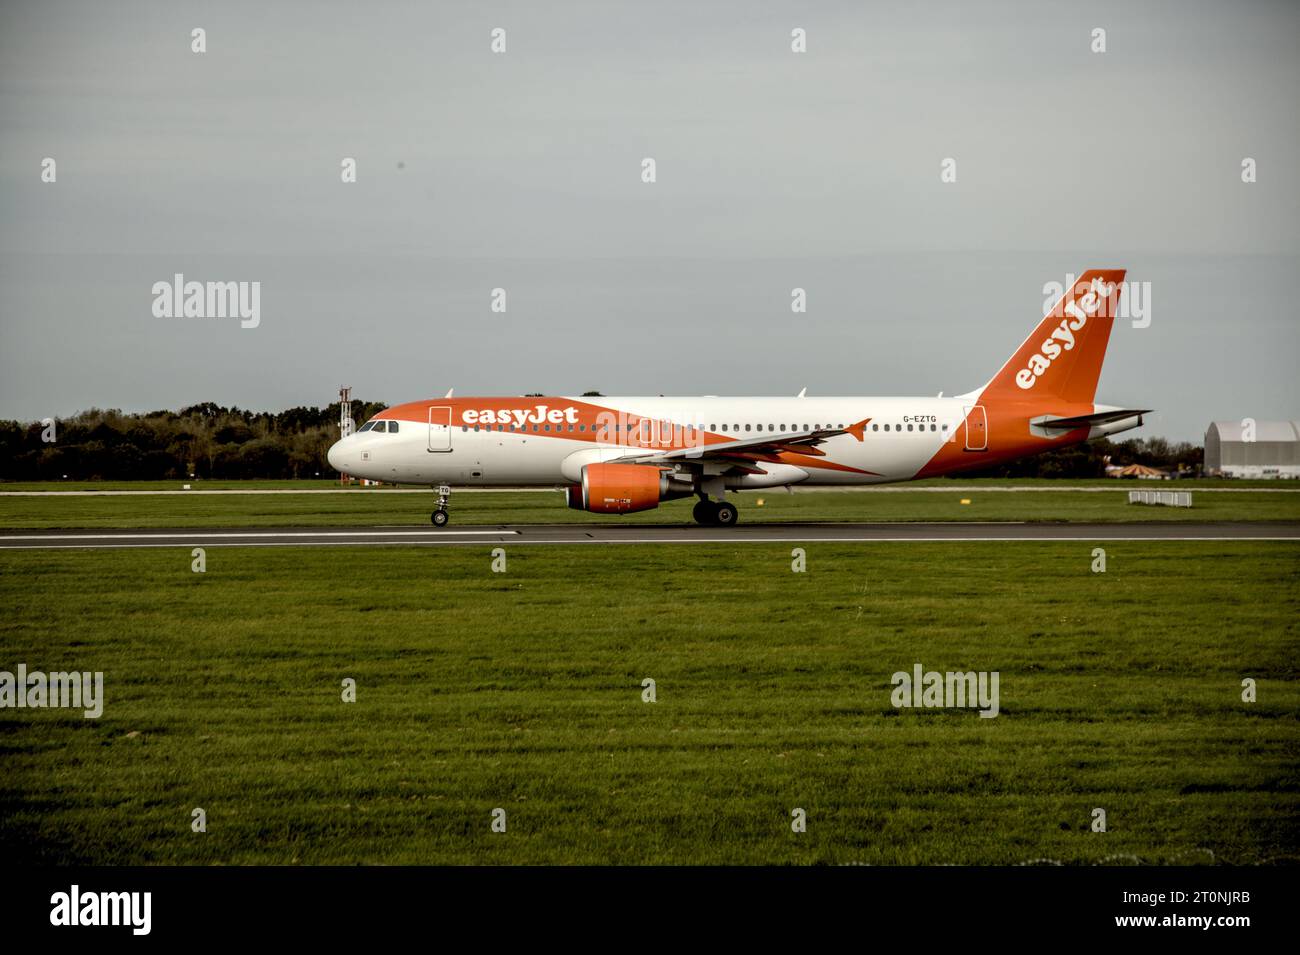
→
(1205, 420, 1300, 478)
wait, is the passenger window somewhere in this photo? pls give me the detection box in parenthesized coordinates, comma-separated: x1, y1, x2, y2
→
(745, 424, 752, 432)
(461, 426, 468, 432)
(721, 424, 728, 432)
(872, 424, 879, 431)
(884, 424, 890, 431)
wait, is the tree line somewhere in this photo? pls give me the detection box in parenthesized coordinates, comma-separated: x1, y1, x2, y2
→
(0, 403, 1202, 481)
(964, 436, 1202, 479)
(0, 401, 385, 481)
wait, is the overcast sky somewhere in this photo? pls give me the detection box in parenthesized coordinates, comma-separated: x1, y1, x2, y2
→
(2, 0, 1297, 442)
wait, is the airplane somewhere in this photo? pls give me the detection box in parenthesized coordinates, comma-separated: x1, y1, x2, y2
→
(327, 269, 1149, 527)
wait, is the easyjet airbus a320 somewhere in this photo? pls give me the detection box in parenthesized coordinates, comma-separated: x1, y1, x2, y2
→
(327, 269, 1148, 526)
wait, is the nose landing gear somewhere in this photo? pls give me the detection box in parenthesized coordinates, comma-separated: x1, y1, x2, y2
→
(431, 485, 451, 527)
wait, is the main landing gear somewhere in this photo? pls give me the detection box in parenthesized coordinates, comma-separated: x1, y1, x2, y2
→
(431, 485, 451, 527)
(693, 498, 738, 527)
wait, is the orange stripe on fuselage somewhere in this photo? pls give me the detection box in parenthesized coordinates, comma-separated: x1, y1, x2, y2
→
(378, 398, 876, 473)
(381, 397, 725, 450)
(776, 451, 877, 475)
(915, 402, 1090, 478)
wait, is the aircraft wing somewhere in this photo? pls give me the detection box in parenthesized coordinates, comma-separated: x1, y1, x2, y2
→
(608, 418, 872, 471)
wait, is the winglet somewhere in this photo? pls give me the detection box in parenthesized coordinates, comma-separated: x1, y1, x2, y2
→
(846, 417, 871, 442)
(444, 388, 454, 398)
(797, 387, 807, 398)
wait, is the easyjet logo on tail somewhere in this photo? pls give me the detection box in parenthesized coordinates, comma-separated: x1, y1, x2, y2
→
(1015, 276, 1117, 390)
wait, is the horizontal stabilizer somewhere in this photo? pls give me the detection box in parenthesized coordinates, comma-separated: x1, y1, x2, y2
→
(1034, 409, 1152, 430)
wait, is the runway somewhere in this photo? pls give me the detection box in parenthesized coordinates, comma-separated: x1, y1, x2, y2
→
(0, 522, 1297, 549)
(2, 486, 1296, 495)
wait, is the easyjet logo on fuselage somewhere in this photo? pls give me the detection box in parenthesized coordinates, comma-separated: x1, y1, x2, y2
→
(1015, 277, 1116, 390)
(463, 405, 580, 427)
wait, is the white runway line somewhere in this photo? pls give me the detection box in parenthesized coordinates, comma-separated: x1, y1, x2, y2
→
(0, 488, 553, 496)
(0, 529, 519, 541)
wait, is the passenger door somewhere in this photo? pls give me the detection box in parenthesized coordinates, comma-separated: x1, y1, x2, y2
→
(428, 406, 451, 452)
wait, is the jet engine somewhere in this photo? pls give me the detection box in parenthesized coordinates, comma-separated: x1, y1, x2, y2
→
(565, 462, 681, 514)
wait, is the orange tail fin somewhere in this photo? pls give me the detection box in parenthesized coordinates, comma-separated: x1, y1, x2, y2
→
(981, 269, 1126, 404)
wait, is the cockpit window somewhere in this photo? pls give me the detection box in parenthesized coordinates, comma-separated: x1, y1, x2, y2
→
(388, 421, 398, 433)
(358, 421, 376, 432)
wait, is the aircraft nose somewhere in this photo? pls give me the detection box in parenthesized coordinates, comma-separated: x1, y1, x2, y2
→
(327, 438, 348, 473)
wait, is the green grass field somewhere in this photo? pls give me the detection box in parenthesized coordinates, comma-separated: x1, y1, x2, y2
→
(1, 485, 1298, 528)
(2, 541, 1296, 865)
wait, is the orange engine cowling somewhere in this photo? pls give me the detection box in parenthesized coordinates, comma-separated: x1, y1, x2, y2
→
(567, 463, 664, 514)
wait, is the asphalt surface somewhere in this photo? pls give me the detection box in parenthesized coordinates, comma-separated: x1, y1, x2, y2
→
(2, 486, 1296, 495)
(0, 522, 1297, 549)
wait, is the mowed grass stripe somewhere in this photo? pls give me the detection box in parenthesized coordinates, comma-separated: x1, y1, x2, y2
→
(0, 542, 1296, 864)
